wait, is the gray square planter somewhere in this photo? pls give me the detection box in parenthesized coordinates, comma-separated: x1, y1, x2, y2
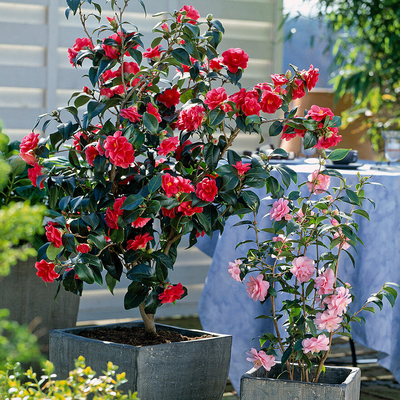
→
(49, 321, 232, 400)
(240, 362, 361, 400)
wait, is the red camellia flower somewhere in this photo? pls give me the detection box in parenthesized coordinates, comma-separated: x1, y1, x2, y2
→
(157, 136, 180, 156)
(303, 64, 319, 91)
(306, 105, 334, 122)
(28, 162, 45, 189)
(176, 105, 205, 131)
(143, 44, 163, 60)
(204, 87, 227, 110)
(146, 103, 162, 122)
(85, 144, 100, 166)
(221, 48, 249, 73)
(177, 5, 200, 24)
(178, 201, 203, 216)
(103, 131, 135, 168)
(228, 88, 247, 110)
(20, 132, 40, 165)
(209, 57, 224, 72)
(132, 217, 151, 228)
(176, 176, 195, 193)
(77, 243, 91, 253)
(314, 127, 342, 149)
(126, 232, 154, 251)
(35, 260, 59, 283)
(105, 196, 127, 230)
(120, 106, 142, 123)
(68, 37, 93, 65)
(196, 178, 218, 202)
(158, 88, 181, 108)
(102, 32, 124, 59)
(234, 161, 251, 176)
(159, 283, 185, 304)
(260, 89, 283, 114)
(162, 207, 176, 218)
(162, 173, 179, 197)
(271, 73, 289, 87)
(281, 125, 306, 141)
(292, 78, 306, 100)
(73, 131, 88, 152)
(45, 223, 64, 248)
(241, 93, 261, 116)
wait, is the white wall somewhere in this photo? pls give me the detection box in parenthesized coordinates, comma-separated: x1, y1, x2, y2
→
(0, 0, 283, 150)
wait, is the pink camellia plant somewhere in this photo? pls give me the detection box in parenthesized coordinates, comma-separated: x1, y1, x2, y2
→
(23, 0, 372, 342)
(228, 150, 399, 382)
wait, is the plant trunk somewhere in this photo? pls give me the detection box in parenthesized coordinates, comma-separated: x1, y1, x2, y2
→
(139, 302, 156, 335)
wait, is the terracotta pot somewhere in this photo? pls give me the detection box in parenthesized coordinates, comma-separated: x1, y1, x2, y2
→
(240, 362, 360, 400)
(49, 321, 232, 400)
(0, 257, 80, 354)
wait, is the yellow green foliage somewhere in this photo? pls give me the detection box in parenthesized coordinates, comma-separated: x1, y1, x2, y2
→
(0, 356, 139, 399)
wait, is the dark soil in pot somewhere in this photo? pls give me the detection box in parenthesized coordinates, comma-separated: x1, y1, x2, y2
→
(77, 324, 213, 346)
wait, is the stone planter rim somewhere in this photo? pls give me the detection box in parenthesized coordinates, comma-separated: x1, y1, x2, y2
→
(242, 363, 360, 387)
(50, 321, 231, 349)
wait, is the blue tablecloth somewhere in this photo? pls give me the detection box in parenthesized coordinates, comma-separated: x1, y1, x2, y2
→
(197, 161, 400, 392)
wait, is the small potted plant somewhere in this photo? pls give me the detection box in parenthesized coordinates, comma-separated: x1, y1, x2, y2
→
(22, 0, 345, 398)
(228, 147, 399, 398)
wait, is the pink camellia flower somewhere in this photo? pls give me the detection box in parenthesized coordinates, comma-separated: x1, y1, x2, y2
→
(45, 223, 64, 248)
(118, 61, 141, 86)
(271, 73, 289, 87)
(85, 144, 100, 166)
(76, 243, 91, 253)
(72, 131, 88, 152)
(132, 217, 151, 228)
(228, 88, 247, 110)
(28, 162, 45, 189)
(281, 124, 306, 141)
(120, 106, 142, 123)
(105, 196, 127, 230)
(100, 87, 114, 99)
(159, 283, 185, 304)
(143, 44, 163, 60)
(162, 173, 179, 198)
(68, 37, 93, 65)
(333, 230, 351, 250)
(103, 131, 135, 168)
(307, 105, 334, 122)
(270, 198, 290, 221)
(209, 57, 223, 72)
(306, 169, 331, 194)
(303, 64, 319, 90)
(324, 286, 352, 316)
(302, 334, 330, 354)
(234, 161, 251, 176)
(314, 310, 343, 332)
(127, 232, 154, 251)
(177, 201, 203, 216)
(246, 274, 270, 301)
(221, 48, 249, 73)
(158, 88, 181, 108)
(228, 259, 242, 282)
(146, 103, 162, 123)
(157, 136, 180, 156)
(161, 22, 169, 32)
(292, 78, 306, 100)
(20, 132, 40, 165)
(176, 105, 205, 131)
(204, 87, 228, 110)
(260, 89, 283, 114)
(176, 176, 195, 193)
(177, 5, 200, 24)
(246, 348, 276, 371)
(290, 256, 315, 284)
(314, 268, 335, 296)
(196, 178, 218, 202)
(35, 260, 59, 283)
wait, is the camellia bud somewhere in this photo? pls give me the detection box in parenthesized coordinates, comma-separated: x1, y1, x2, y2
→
(285, 70, 292, 79)
(206, 13, 213, 22)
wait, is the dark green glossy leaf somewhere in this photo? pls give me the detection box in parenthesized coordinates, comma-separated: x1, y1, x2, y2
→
(143, 112, 159, 134)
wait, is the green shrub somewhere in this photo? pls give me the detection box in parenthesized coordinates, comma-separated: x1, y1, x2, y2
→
(0, 355, 138, 399)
